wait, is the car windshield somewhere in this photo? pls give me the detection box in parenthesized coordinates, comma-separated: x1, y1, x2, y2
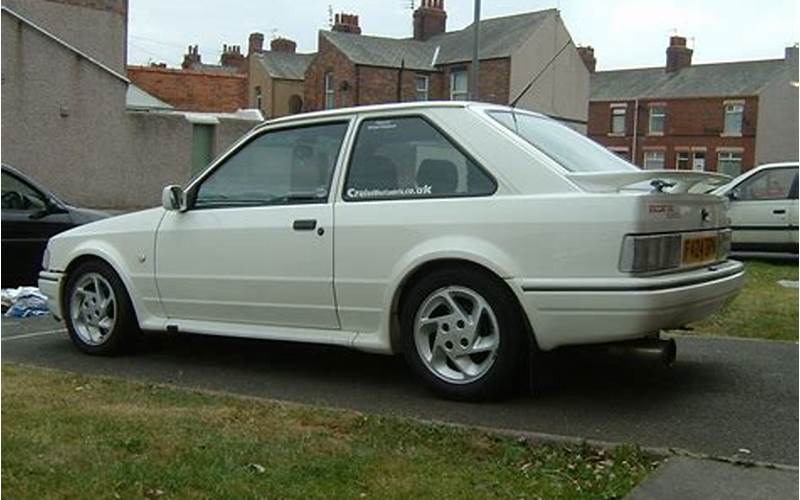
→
(487, 111, 639, 173)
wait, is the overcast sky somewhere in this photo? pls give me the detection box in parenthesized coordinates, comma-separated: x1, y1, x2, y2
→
(128, 0, 798, 71)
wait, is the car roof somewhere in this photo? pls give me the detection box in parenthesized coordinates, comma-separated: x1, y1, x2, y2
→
(257, 101, 545, 131)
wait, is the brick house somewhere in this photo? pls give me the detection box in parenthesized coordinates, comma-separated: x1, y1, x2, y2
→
(247, 33, 315, 118)
(586, 37, 799, 176)
(127, 44, 249, 113)
(304, 2, 589, 128)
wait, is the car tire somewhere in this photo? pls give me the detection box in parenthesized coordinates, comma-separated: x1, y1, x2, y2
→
(63, 260, 140, 355)
(400, 266, 529, 401)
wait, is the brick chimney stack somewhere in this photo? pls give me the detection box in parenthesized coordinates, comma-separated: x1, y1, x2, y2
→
(332, 13, 361, 35)
(220, 44, 247, 73)
(413, 0, 447, 41)
(181, 44, 201, 69)
(666, 36, 692, 73)
(248, 32, 264, 55)
(271, 37, 297, 53)
(577, 46, 596, 73)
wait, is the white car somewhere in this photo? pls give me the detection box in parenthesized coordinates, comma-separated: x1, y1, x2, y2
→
(39, 102, 744, 400)
(713, 162, 799, 253)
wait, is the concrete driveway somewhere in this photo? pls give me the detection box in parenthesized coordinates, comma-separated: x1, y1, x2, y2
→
(2, 316, 798, 467)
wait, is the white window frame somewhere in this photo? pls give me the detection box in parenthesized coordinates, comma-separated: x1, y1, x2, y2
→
(648, 105, 666, 135)
(254, 86, 263, 109)
(324, 72, 335, 110)
(450, 69, 468, 100)
(717, 150, 743, 176)
(415, 75, 429, 101)
(643, 150, 665, 170)
(723, 102, 744, 136)
(610, 104, 627, 135)
(675, 150, 690, 169)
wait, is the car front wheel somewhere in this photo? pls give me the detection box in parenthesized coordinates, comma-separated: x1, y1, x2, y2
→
(400, 267, 528, 401)
(64, 261, 140, 355)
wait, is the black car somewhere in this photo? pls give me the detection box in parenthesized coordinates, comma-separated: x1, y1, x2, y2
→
(1, 164, 109, 287)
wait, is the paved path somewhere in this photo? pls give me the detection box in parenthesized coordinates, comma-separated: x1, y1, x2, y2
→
(627, 457, 798, 500)
(3, 316, 798, 466)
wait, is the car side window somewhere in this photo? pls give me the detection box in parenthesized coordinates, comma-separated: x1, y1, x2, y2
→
(343, 116, 496, 201)
(734, 168, 797, 201)
(193, 122, 349, 209)
(1, 171, 47, 212)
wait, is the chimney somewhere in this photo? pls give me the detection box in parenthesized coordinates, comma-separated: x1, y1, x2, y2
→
(248, 32, 264, 55)
(666, 36, 692, 73)
(413, 0, 447, 41)
(271, 37, 297, 53)
(785, 44, 798, 67)
(181, 44, 201, 69)
(332, 13, 361, 35)
(577, 46, 596, 73)
(220, 44, 247, 73)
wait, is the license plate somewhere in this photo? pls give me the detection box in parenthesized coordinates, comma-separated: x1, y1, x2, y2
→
(682, 235, 717, 265)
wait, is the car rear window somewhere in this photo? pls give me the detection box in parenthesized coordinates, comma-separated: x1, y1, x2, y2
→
(343, 116, 496, 201)
(488, 111, 639, 173)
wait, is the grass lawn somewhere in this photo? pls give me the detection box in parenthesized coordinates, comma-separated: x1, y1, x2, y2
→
(1, 364, 655, 499)
(687, 259, 798, 341)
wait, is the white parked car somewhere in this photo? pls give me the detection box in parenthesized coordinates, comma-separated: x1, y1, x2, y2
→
(712, 162, 799, 253)
(39, 102, 745, 400)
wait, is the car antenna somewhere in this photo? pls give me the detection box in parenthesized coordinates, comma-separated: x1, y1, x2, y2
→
(509, 40, 573, 108)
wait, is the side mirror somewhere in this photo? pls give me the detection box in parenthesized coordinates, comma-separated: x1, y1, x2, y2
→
(162, 185, 187, 212)
(727, 189, 740, 201)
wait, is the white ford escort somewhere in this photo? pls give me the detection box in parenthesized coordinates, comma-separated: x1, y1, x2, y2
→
(39, 102, 744, 400)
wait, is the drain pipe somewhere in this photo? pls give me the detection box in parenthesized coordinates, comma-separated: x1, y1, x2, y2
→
(632, 98, 640, 165)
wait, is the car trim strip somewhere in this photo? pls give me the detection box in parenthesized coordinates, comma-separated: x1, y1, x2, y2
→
(521, 266, 743, 293)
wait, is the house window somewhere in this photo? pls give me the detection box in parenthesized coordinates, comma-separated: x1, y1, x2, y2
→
(676, 151, 690, 169)
(691, 151, 706, 171)
(610, 106, 626, 134)
(450, 69, 468, 100)
(415, 75, 429, 101)
(717, 151, 743, 176)
(723, 103, 744, 135)
(648, 106, 665, 134)
(254, 86, 262, 110)
(324, 72, 335, 110)
(643, 151, 665, 170)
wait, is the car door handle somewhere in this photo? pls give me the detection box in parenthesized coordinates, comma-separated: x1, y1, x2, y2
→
(773, 209, 786, 215)
(292, 219, 317, 231)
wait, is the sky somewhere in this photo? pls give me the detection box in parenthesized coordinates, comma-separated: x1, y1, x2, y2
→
(128, 0, 799, 71)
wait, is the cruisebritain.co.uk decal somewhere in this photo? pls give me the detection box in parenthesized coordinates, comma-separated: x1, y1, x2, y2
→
(347, 185, 433, 199)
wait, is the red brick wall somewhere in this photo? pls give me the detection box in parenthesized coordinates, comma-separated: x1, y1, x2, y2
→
(127, 66, 248, 112)
(304, 35, 512, 111)
(303, 36, 357, 111)
(588, 96, 759, 172)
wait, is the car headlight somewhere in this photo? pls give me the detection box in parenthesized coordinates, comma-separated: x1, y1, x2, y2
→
(41, 247, 50, 270)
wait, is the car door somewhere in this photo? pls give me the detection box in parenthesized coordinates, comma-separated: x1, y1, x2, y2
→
(727, 167, 796, 251)
(155, 120, 351, 330)
(1, 170, 74, 287)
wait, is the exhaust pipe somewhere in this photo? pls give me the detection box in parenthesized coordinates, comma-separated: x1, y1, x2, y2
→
(609, 337, 677, 367)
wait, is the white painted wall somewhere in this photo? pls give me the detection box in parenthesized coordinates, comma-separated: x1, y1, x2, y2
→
(509, 12, 589, 132)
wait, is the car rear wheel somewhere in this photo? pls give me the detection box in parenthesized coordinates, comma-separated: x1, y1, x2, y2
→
(64, 261, 140, 355)
(400, 267, 528, 401)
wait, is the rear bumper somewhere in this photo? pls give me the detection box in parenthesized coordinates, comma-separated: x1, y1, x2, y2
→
(38, 271, 64, 320)
(512, 260, 745, 351)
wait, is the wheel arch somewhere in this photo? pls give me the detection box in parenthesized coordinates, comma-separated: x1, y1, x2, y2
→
(60, 249, 142, 326)
(387, 257, 536, 354)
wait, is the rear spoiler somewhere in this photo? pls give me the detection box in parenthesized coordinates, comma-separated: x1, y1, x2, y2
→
(566, 170, 732, 194)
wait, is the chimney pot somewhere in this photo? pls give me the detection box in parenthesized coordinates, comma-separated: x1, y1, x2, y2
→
(666, 35, 692, 73)
(413, 0, 447, 41)
(332, 11, 362, 34)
